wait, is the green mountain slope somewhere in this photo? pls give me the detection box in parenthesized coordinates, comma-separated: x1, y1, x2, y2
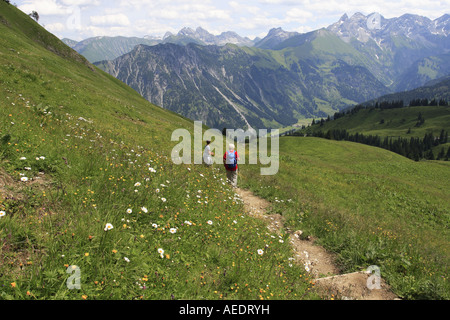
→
(297, 84, 450, 161)
(363, 76, 450, 108)
(393, 54, 450, 91)
(0, 1, 312, 300)
(69, 36, 161, 63)
(305, 105, 450, 139)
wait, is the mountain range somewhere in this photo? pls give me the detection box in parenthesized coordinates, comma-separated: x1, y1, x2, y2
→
(62, 27, 257, 63)
(66, 13, 450, 130)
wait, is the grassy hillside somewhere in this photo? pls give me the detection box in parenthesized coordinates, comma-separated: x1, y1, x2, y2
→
(304, 105, 450, 139)
(300, 105, 450, 160)
(0, 2, 312, 300)
(240, 137, 450, 299)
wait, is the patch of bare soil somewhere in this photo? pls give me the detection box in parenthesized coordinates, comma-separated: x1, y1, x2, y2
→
(0, 167, 49, 200)
(0, 167, 50, 274)
(235, 187, 399, 300)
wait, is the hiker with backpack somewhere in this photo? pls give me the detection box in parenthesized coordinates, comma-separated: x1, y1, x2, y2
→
(223, 143, 239, 188)
(203, 140, 214, 166)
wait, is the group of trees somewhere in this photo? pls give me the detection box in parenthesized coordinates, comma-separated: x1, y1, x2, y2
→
(29, 10, 39, 22)
(409, 98, 448, 107)
(299, 128, 450, 161)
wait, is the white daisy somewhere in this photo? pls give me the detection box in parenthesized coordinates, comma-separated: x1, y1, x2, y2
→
(104, 223, 114, 231)
(207, 220, 213, 225)
(20, 177, 29, 182)
(0, 211, 6, 218)
(141, 207, 148, 213)
(126, 208, 132, 214)
(169, 228, 177, 234)
(257, 249, 264, 256)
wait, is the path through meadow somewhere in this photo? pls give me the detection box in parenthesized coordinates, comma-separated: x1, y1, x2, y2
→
(234, 187, 399, 300)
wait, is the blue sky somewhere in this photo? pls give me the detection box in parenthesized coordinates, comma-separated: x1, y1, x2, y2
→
(14, 0, 450, 41)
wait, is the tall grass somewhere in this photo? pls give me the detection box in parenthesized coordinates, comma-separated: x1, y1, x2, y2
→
(239, 136, 449, 299)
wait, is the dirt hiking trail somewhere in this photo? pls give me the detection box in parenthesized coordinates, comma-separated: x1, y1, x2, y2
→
(235, 187, 399, 300)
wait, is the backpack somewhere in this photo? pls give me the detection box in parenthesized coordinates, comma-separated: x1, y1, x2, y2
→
(226, 150, 237, 170)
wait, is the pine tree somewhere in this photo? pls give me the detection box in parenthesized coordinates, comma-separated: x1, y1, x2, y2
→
(437, 147, 445, 160)
(439, 129, 445, 144)
(415, 112, 425, 127)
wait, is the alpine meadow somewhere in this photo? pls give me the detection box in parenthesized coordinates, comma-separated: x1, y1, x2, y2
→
(0, 0, 449, 304)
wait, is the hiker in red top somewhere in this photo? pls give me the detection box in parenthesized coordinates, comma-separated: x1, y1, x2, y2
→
(223, 143, 239, 188)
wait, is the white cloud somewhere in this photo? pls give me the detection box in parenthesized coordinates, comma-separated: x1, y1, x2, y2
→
(15, 0, 450, 40)
(18, 0, 69, 15)
(147, 3, 231, 22)
(45, 22, 66, 32)
(60, 0, 99, 5)
(285, 8, 315, 23)
(90, 14, 130, 26)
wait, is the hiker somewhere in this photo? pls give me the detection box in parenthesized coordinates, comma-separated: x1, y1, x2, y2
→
(223, 143, 239, 187)
(203, 140, 214, 166)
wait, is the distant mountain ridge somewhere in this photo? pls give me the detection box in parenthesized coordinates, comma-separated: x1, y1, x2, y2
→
(81, 12, 449, 129)
(95, 33, 390, 130)
(62, 36, 160, 63)
(326, 12, 450, 90)
(63, 27, 258, 63)
(163, 26, 256, 47)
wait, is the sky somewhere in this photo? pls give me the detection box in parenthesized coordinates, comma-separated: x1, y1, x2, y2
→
(14, 0, 450, 41)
